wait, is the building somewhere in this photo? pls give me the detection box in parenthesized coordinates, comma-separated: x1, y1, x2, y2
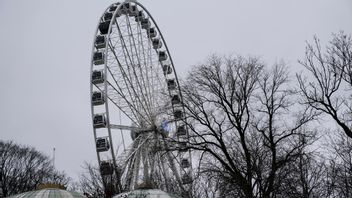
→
(6, 188, 85, 198)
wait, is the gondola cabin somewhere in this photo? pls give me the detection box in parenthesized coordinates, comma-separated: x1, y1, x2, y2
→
(103, 12, 113, 21)
(91, 70, 105, 84)
(100, 161, 113, 175)
(98, 21, 110, 35)
(93, 52, 105, 65)
(182, 173, 192, 184)
(152, 38, 162, 49)
(174, 109, 183, 119)
(120, 3, 130, 14)
(135, 11, 145, 22)
(141, 18, 151, 30)
(148, 28, 157, 38)
(179, 142, 188, 152)
(95, 35, 106, 49)
(158, 51, 168, 62)
(96, 137, 110, 152)
(129, 5, 138, 16)
(181, 159, 190, 168)
(167, 79, 176, 90)
(171, 95, 181, 105)
(93, 114, 107, 128)
(92, 91, 105, 106)
(177, 125, 187, 136)
(163, 64, 172, 75)
(108, 3, 120, 12)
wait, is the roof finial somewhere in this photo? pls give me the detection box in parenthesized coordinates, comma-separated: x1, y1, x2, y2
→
(52, 147, 56, 168)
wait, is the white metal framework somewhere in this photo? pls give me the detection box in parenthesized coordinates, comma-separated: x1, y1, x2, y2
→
(90, 1, 192, 197)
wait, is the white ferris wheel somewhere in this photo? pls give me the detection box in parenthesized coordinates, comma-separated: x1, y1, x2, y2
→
(90, 1, 192, 197)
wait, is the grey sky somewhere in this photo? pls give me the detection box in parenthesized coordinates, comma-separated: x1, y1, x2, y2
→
(0, 0, 351, 182)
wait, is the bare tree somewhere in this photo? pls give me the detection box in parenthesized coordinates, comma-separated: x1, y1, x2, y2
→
(277, 152, 327, 198)
(181, 55, 317, 198)
(78, 161, 124, 198)
(324, 131, 352, 198)
(79, 162, 106, 198)
(297, 32, 352, 138)
(0, 140, 70, 197)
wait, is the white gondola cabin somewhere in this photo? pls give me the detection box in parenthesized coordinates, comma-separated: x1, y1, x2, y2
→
(96, 137, 110, 152)
(92, 91, 105, 106)
(180, 159, 190, 168)
(152, 38, 162, 49)
(93, 52, 105, 65)
(93, 114, 107, 128)
(108, 3, 120, 12)
(174, 109, 183, 119)
(171, 95, 181, 105)
(95, 35, 106, 49)
(182, 173, 192, 184)
(103, 12, 113, 21)
(129, 5, 138, 16)
(179, 141, 188, 152)
(92, 70, 105, 84)
(135, 11, 145, 22)
(100, 161, 113, 176)
(163, 64, 172, 75)
(158, 51, 168, 62)
(148, 28, 157, 38)
(167, 79, 176, 90)
(98, 21, 110, 35)
(177, 125, 187, 136)
(141, 18, 151, 30)
(120, 3, 130, 14)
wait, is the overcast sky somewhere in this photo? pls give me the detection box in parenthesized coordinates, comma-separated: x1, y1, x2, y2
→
(0, 0, 351, 182)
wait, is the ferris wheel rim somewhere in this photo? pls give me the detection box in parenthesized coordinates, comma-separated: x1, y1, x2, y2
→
(90, 1, 193, 195)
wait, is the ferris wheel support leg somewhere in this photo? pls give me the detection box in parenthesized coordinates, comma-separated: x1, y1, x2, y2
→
(142, 147, 150, 185)
(132, 149, 142, 189)
(161, 154, 170, 192)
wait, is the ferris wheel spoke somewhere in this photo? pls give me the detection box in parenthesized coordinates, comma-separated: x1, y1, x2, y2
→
(135, 21, 159, 113)
(106, 81, 149, 125)
(136, 23, 151, 80)
(107, 42, 152, 125)
(161, 138, 186, 191)
(118, 133, 152, 170)
(124, 154, 137, 189)
(119, 138, 139, 168)
(138, 20, 166, 106)
(105, 64, 141, 121)
(109, 43, 146, 119)
(93, 83, 137, 123)
(135, 24, 150, 94)
(106, 42, 140, 110)
(105, 61, 148, 125)
(113, 19, 154, 118)
(108, 33, 146, 119)
(122, 135, 144, 189)
(125, 15, 154, 113)
(117, 16, 148, 110)
(109, 124, 137, 131)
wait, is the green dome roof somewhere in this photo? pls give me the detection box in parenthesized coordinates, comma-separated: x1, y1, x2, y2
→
(114, 189, 181, 198)
(6, 188, 85, 198)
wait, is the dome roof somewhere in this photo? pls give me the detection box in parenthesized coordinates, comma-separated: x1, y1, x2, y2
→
(114, 189, 181, 198)
(6, 188, 85, 198)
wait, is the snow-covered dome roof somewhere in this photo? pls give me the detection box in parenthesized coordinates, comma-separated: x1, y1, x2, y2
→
(6, 188, 85, 198)
(114, 189, 181, 198)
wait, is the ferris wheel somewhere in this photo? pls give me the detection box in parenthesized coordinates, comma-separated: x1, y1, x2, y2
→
(90, 0, 192, 197)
